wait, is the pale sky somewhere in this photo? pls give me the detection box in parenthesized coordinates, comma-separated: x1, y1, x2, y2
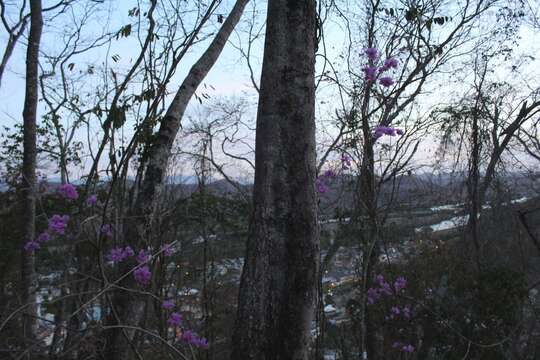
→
(1, 0, 539, 182)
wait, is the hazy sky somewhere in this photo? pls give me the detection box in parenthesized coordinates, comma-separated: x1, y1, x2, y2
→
(1, 0, 539, 181)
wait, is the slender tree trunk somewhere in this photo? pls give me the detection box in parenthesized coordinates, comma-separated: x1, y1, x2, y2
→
(21, 0, 43, 352)
(231, 1, 319, 359)
(357, 137, 381, 360)
(136, 0, 249, 214)
(467, 104, 482, 269)
(105, 1, 249, 357)
(0, 18, 28, 88)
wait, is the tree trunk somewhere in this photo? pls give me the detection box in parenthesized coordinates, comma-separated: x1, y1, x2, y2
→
(21, 0, 43, 352)
(136, 0, 249, 214)
(105, 0, 249, 357)
(0, 17, 28, 88)
(231, 1, 319, 359)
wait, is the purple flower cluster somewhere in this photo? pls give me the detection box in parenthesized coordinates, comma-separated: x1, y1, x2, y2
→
(392, 342, 414, 353)
(180, 330, 209, 348)
(162, 299, 175, 310)
(25, 215, 69, 253)
(373, 126, 404, 140)
(106, 246, 153, 286)
(361, 48, 399, 87)
(367, 274, 408, 305)
(57, 183, 79, 200)
(402, 305, 412, 319)
(316, 167, 339, 194)
(108, 246, 134, 263)
(361, 66, 378, 82)
(86, 194, 98, 206)
(100, 224, 113, 238)
(386, 304, 412, 320)
(365, 47, 379, 61)
(37, 232, 50, 243)
(394, 276, 407, 292)
(382, 57, 399, 70)
(168, 312, 182, 327)
(341, 154, 352, 170)
(323, 169, 336, 178)
(164, 307, 210, 348)
(49, 215, 70, 235)
(134, 265, 151, 286)
(379, 76, 394, 87)
(315, 154, 354, 194)
(24, 240, 41, 252)
(24, 217, 65, 253)
(136, 249, 149, 264)
(316, 178, 329, 194)
(161, 243, 174, 257)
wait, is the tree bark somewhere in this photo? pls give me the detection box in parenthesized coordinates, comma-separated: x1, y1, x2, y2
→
(21, 0, 43, 352)
(105, 0, 249, 357)
(231, 1, 319, 359)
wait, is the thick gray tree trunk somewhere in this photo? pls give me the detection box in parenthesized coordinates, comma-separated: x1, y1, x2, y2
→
(21, 0, 42, 352)
(231, 1, 319, 359)
(105, 0, 249, 358)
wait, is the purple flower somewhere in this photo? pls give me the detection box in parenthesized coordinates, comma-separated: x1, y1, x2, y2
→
(392, 341, 402, 349)
(361, 66, 377, 81)
(136, 249, 149, 264)
(316, 179, 329, 194)
(86, 194, 98, 205)
(391, 306, 401, 315)
(107, 246, 134, 263)
(36, 232, 50, 243)
(373, 128, 385, 139)
(403, 305, 412, 319)
(123, 246, 134, 258)
(374, 274, 393, 296)
(402, 344, 415, 353)
(161, 244, 174, 257)
(396, 128, 404, 135)
(182, 330, 198, 346)
(24, 241, 41, 252)
(134, 265, 151, 286)
(373, 126, 398, 140)
(167, 312, 182, 327)
(367, 287, 380, 305)
(194, 337, 209, 348)
(108, 247, 125, 263)
(364, 47, 379, 61)
(180, 330, 209, 348)
(341, 154, 352, 169)
(380, 282, 393, 296)
(57, 183, 79, 200)
(100, 224, 113, 238)
(48, 215, 69, 235)
(162, 299, 175, 310)
(379, 76, 395, 87)
(384, 57, 399, 69)
(323, 169, 336, 178)
(181, 329, 195, 343)
(394, 277, 407, 292)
